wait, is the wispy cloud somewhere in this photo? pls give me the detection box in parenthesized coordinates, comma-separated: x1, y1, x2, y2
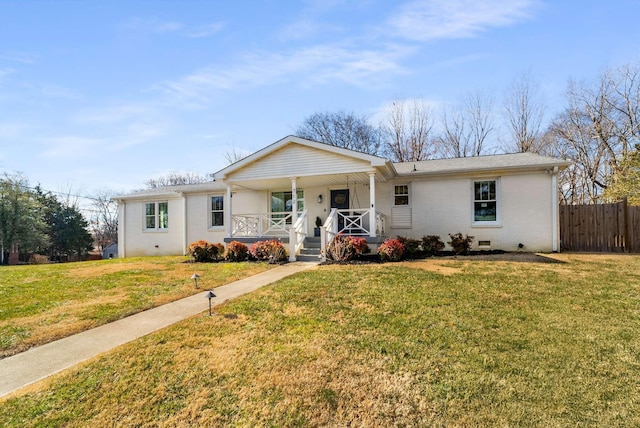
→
(389, 0, 539, 41)
(121, 17, 184, 34)
(187, 22, 226, 38)
(39, 135, 106, 159)
(159, 43, 413, 107)
(0, 52, 38, 65)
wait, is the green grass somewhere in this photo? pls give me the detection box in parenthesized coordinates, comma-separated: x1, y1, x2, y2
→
(1, 254, 639, 426)
(0, 257, 274, 357)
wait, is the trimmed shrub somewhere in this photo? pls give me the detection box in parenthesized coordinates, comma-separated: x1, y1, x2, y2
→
(187, 240, 225, 262)
(225, 241, 249, 262)
(421, 235, 445, 255)
(325, 235, 370, 262)
(447, 232, 474, 255)
(396, 236, 421, 258)
(377, 238, 405, 262)
(249, 240, 288, 263)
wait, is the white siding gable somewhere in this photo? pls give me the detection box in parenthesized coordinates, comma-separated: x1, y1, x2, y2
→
(226, 143, 374, 181)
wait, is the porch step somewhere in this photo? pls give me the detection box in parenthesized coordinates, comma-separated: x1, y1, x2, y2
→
(297, 245, 321, 262)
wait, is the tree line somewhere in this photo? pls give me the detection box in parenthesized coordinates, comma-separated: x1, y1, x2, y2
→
(295, 64, 640, 206)
(0, 174, 122, 264)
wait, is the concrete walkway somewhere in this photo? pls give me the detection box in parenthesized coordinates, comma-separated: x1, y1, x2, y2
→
(0, 262, 318, 399)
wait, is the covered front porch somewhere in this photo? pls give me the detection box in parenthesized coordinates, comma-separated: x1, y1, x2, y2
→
(213, 136, 396, 261)
(223, 174, 387, 261)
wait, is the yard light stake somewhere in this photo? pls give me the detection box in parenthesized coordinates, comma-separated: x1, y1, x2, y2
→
(205, 290, 217, 316)
(191, 273, 201, 288)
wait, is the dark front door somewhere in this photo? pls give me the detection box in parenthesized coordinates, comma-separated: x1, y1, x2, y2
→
(331, 189, 349, 231)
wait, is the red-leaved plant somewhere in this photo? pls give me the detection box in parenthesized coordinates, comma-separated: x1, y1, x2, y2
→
(249, 240, 287, 263)
(377, 238, 405, 262)
(225, 241, 249, 262)
(325, 234, 370, 262)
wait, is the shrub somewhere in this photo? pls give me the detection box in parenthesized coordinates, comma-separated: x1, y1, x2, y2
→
(396, 236, 421, 258)
(447, 233, 474, 255)
(421, 235, 445, 255)
(325, 235, 370, 262)
(187, 240, 225, 262)
(377, 238, 405, 262)
(249, 240, 288, 263)
(225, 241, 249, 262)
(29, 254, 50, 264)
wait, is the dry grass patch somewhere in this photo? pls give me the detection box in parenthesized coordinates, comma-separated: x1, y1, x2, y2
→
(1, 255, 639, 426)
(0, 257, 274, 358)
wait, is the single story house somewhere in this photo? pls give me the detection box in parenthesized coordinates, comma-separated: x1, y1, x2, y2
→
(115, 135, 570, 260)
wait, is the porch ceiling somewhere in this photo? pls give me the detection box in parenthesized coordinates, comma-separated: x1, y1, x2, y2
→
(227, 171, 382, 191)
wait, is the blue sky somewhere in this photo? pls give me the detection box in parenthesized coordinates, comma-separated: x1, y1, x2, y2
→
(1, 0, 639, 196)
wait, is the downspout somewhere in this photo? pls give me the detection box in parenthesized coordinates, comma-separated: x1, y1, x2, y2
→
(117, 199, 126, 258)
(551, 166, 559, 252)
(181, 193, 187, 255)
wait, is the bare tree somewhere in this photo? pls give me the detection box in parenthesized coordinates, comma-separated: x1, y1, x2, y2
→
(145, 172, 209, 189)
(90, 189, 119, 251)
(438, 90, 495, 157)
(503, 71, 546, 153)
(224, 145, 248, 165)
(380, 98, 435, 161)
(548, 63, 640, 204)
(295, 111, 381, 155)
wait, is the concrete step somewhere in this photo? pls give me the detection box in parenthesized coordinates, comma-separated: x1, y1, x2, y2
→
(297, 254, 322, 262)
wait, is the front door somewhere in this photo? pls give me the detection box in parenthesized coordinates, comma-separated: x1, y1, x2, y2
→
(330, 189, 349, 231)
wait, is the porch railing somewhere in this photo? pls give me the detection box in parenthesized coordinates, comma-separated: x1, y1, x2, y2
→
(289, 210, 308, 261)
(231, 212, 295, 237)
(320, 208, 386, 261)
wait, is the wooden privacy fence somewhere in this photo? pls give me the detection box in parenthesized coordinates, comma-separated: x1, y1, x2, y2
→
(560, 198, 640, 252)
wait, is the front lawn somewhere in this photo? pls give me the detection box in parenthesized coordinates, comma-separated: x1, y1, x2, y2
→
(1, 253, 639, 426)
(0, 257, 275, 358)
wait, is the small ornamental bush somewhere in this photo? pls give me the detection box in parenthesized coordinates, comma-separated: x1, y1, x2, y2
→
(187, 240, 225, 262)
(396, 236, 421, 258)
(448, 232, 474, 255)
(225, 241, 249, 262)
(249, 240, 288, 263)
(377, 238, 405, 262)
(325, 235, 370, 262)
(421, 235, 445, 255)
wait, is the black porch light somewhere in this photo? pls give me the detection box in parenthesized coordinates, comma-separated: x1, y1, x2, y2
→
(191, 273, 201, 288)
(205, 290, 217, 316)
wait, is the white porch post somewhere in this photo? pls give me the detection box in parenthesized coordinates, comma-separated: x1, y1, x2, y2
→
(369, 172, 376, 238)
(290, 177, 298, 224)
(226, 185, 232, 238)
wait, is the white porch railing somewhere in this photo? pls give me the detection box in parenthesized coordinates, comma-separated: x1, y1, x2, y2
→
(231, 212, 296, 237)
(289, 210, 308, 261)
(320, 208, 387, 261)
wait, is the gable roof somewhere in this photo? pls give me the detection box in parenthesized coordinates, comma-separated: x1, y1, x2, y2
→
(212, 135, 397, 190)
(394, 152, 571, 177)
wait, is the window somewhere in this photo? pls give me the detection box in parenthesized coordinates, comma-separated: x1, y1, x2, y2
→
(271, 190, 304, 224)
(394, 185, 409, 206)
(145, 201, 168, 230)
(271, 190, 304, 212)
(211, 195, 224, 227)
(473, 180, 498, 223)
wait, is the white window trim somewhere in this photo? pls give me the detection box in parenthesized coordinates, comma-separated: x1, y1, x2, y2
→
(471, 178, 502, 228)
(144, 201, 169, 232)
(393, 183, 411, 207)
(209, 194, 225, 230)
